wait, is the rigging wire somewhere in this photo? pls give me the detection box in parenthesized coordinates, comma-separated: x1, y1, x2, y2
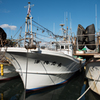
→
(32, 20, 54, 34)
(33, 32, 55, 39)
(35, 36, 49, 43)
(12, 22, 25, 39)
(32, 24, 44, 32)
(12, 35, 25, 46)
(11, 19, 65, 47)
(12, 20, 63, 45)
(32, 20, 63, 38)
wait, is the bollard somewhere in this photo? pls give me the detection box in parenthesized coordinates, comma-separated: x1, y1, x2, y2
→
(1, 64, 4, 76)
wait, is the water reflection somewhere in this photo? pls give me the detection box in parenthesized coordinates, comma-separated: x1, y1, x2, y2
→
(25, 71, 84, 100)
(0, 70, 100, 100)
(0, 77, 24, 100)
(85, 84, 100, 100)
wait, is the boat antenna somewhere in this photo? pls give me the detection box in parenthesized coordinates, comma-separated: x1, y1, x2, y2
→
(24, 2, 34, 17)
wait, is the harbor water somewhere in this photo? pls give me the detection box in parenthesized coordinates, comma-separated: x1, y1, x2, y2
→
(0, 68, 100, 100)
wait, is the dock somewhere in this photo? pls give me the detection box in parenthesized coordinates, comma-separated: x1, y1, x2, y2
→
(72, 31, 100, 61)
(74, 52, 100, 61)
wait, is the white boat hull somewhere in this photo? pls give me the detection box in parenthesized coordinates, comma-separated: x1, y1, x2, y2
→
(86, 61, 100, 95)
(0, 65, 19, 81)
(2, 47, 82, 91)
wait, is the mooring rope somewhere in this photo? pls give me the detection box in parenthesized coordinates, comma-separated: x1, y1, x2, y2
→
(24, 49, 28, 100)
(77, 85, 90, 100)
(77, 78, 100, 100)
(77, 64, 100, 100)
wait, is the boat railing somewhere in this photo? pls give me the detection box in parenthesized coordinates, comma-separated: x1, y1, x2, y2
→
(40, 41, 73, 53)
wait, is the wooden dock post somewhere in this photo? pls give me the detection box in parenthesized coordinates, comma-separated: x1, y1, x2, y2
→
(80, 61, 82, 72)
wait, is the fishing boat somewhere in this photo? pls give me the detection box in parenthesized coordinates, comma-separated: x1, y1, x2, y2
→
(1, 2, 84, 91)
(86, 58, 100, 95)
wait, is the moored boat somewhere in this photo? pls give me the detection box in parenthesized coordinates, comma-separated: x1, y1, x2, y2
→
(86, 59, 100, 95)
(1, 2, 84, 91)
(3, 46, 84, 91)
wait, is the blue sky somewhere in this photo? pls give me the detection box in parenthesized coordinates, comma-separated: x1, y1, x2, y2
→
(0, 0, 100, 40)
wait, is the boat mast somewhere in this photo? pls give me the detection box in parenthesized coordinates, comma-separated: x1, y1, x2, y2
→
(66, 12, 68, 40)
(24, 2, 34, 48)
(95, 4, 97, 32)
(60, 24, 65, 40)
(69, 13, 72, 43)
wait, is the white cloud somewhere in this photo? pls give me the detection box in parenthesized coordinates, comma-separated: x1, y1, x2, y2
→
(2, 9, 10, 13)
(0, 9, 10, 13)
(0, 24, 17, 30)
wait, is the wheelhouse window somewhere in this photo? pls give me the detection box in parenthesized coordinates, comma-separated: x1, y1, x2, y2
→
(65, 45, 68, 49)
(61, 46, 64, 49)
(56, 45, 60, 49)
(70, 45, 72, 49)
